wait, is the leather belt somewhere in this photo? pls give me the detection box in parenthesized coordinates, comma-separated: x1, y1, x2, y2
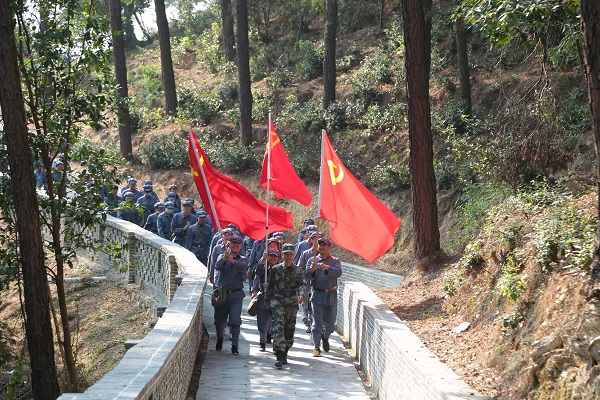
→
(313, 287, 336, 293)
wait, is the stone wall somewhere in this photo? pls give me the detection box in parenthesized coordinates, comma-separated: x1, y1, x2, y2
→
(58, 216, 208, 400)
(336, 280, 487, 400)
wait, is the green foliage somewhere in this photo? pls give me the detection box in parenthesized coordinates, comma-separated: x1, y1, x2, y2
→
(357, 103, 407, 136)
(324, 101, 348, 131)
(129, 105, 164, 131)
(197, 22, 223, 74)
(496, 256, 527, 303)
(338, 0, 379, 33)
(218, 81, 239, 109)
(177, 84, 222, 125)
(296, 40, 324, 81)
(460, 0, 580, 61)
(202, 138, 258, 173)
(461, 239, 486, 270)
(500, 309, 524, 331)
(252, 89, 271, 123)
(446, 183, 507, 252)
(130, 63, 163, 108)
(367, 163, 411, 192)
(141, 135, 188, 169)
(530, 190, 596, 273)
(278, 133, 320, 180)
(280, 96, 324, 132)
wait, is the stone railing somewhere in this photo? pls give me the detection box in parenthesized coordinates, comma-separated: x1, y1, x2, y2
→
(58, 216, 208, 399)
(337, 274, 487, 400)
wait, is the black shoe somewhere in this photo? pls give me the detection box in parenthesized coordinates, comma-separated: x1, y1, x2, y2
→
(282, 348, 289, 365)
(322, 339, 330, 352)
(302, 317, 309, 326)
(259, 342, 266, 352)
(231, 345, 239, 355)
(306, 326, 311, 333)
(216, 338, 223, 351)
(267, 334, 272, 344)
(275, 350, 283, 369)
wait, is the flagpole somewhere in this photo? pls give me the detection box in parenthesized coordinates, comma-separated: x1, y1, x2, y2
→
(313, 129, 326, 270)
(264, 113, 273, 285)
(189, 129, 222, 232)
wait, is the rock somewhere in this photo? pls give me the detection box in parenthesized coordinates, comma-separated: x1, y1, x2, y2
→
(588, 336, 600, 366)
(451, 322, 471, 335)
(530, 336, 563, 363)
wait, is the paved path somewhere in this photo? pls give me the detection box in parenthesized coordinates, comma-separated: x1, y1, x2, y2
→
(197, 283, 371, 400)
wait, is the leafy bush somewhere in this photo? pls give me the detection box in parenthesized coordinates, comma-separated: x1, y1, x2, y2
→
(218, 81, 238, 108)
(357, 104, 406, 135)
(252, 89, 271, 123)
(129, 105, 164, 131)
(141, 135, 188, 169)
(130, 63, 163, 109)
(197, 22, 223, 74)
(203, 138, 257, 173)
(280, 97, 324, 132)
(296, 40, 324, 81)
(324, 101, 348, 131)
(368, 163, 411, 192)
(177, 85, 221, 125)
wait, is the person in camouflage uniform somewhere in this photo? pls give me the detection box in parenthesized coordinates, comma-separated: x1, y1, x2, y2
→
(264, 243, 306, 369)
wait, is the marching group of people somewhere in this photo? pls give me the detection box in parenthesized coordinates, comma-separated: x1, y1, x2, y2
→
(100, 176, 343, 369)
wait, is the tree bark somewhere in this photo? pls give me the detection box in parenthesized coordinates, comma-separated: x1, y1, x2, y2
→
(581, 0, 600, 291)
(402, 0, 440, 261)
(0, 1, 61, 398)
(221, 0, 236, 63)
(109, 0, 134, 159)
(236, 0, 253, 146)
(323, 0, 338, 109)
(122, 1, 138, 48)
(456, 14, 472, 113)
(423, 0, 432, 76)
(155, 0, 177, 116)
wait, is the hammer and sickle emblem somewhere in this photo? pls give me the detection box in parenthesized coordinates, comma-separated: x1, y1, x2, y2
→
(269, 131, 280, 149)
(327, 160, 344, 185)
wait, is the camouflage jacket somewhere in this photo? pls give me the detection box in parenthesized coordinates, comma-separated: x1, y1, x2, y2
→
(264, 262, 306, 308)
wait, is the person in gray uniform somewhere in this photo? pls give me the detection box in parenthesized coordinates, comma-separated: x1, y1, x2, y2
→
(297, 231, 324, 333)
(185, 210, 214, 265)
(143, 202, 165, 234)
(251, 249, 279, 351)
(305, 237, 342, 357)
(117, 192, 141, 225)
(213, 235, 248, 355)
(170, 200, 198, 246)
(157, 201, 176, 239)
(208, 228, 233, 284)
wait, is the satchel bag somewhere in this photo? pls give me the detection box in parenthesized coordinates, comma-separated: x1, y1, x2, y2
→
(211, 271, 236, 308)
(247, 294, 260, 316)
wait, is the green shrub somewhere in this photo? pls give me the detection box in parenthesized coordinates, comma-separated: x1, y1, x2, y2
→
(177, 85, 221, 125)
(203, 138, 257, 173)
(141, 135, 188, 169)
(252, 89, 271, 123)
(296, 40, 323, 81)
(324, 101, 348, 131)
(368, 163, 411, 192)
(130, 63, 163, 108)
(218, 81, 238, 108)
(280, 97, 324, 132)
(357, 104, 406, 135)
(197, 22, 222, 73)
(129, 105, 164, 131)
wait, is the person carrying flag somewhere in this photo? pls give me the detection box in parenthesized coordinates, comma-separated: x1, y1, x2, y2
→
(305, 237, 342, 357)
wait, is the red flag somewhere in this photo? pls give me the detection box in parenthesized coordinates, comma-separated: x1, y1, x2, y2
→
(260, 117, 312, 206)
(319, 131, 401, 262)
(188, 129, 294, 240)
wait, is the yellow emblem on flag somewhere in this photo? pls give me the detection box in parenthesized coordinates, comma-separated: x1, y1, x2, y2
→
(327, 160, 344, 185)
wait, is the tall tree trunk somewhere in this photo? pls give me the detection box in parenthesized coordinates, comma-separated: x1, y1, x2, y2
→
(402, 0, 440, 261)
(236, 0, 253, 146)
(380, 0, 385, 29)
(110, 0, 134, 159)
(581, 0, 600, 293)
(423, 0, 432, 76)
(0, 1, 61, 398)
(323, 0, 338, 109)
(456, 14, 471, 113)
(155, 0, 177, 116)
(221, 0, 236, 63)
